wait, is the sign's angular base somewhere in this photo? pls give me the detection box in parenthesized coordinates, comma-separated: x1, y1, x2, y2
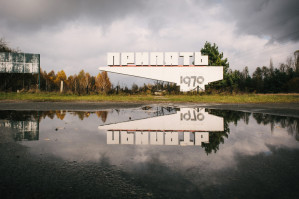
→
(99, 66, 223, 91)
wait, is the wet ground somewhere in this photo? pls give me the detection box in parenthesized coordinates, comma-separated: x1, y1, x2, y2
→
(0, 101, 298, 117)
(0, 103, 299, 198)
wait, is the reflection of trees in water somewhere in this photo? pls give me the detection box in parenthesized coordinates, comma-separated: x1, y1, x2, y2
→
(203, 109, 251, 154)
(96, 111, 108, 123)
(202, 125, 229, 154)
(207, 109, 251, 126)
(204, 109, 299, 154)
(0, 110, 40, 121)
(0, 107, 176, 124)
(1, 109, 298, 151)
(42, 111, 55, 120)
(39, 111, 109, 122)
(253, 113, 299, 141)
(0, 110, 109, 123)
(70, 111, 91, 120)
(56, 111, 66, 120)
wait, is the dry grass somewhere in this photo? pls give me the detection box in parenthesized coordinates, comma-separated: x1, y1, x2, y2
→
(0, 92, 299, 103)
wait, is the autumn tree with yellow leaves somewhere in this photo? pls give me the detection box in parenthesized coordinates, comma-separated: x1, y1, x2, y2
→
(95, 71, 112, 94)
(54, 70, 67, 92)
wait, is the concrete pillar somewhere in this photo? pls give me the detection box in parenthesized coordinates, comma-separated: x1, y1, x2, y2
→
(60, 80, 63, 93)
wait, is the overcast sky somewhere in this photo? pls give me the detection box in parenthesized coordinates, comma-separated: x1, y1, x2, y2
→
(1, 0, 298, 86)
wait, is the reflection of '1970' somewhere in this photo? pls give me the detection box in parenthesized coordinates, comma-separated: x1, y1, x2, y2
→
(98, 108, 224, 146)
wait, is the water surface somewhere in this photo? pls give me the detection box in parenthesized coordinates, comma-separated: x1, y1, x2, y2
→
(0, 106, 298, 198)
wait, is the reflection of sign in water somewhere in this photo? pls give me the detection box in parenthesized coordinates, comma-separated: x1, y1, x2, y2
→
(107, 131, 209, 146)
(181, 109, 205, 121)
(98, 108, 224, 146)
(0, 52, 40, 73)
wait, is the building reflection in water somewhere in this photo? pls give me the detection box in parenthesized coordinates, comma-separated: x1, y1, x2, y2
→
(98, 108, 224, 146)
(0, 111, 40, 141)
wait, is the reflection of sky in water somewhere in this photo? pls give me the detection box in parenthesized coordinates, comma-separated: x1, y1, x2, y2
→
(1, 107, 299, 189)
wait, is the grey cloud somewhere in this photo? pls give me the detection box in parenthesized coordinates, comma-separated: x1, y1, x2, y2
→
(0, 0, 216, 34)
(223, 0, 299, 42)
(0, 0, 147, 32)
(2, 0, 298, 43)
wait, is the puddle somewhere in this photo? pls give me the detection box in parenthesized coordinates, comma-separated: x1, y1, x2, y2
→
(0, 106, 299, 198)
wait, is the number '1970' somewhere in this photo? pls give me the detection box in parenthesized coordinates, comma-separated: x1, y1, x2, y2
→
(180, 76, 204, 87)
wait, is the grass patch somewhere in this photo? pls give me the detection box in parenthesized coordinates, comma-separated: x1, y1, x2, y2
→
(0, 92, 298, 103)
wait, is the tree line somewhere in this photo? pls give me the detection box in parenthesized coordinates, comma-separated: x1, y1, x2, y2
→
(0, 69, 113, 95)
(1, 38, 299, 94)
(202, 42, 299, 93)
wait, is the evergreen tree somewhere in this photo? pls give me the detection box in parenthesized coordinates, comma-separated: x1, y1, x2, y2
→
(201, 41, 230, 91)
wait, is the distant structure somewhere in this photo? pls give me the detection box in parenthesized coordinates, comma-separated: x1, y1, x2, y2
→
(295, 50, 299, 71)
(0, 52, 41, 89)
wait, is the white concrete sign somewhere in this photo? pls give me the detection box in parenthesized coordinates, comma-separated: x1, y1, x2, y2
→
(99, 52, 223, 91)
(107, 52, 208, 66)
